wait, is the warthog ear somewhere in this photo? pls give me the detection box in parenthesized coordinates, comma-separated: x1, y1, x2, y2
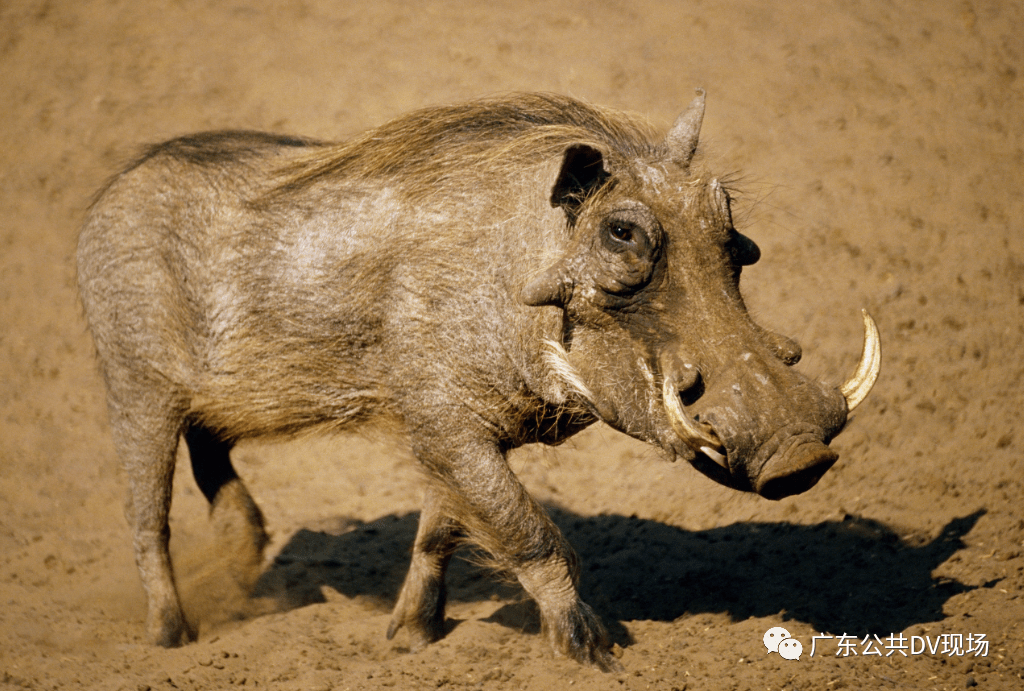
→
(550, 144, 609, 224)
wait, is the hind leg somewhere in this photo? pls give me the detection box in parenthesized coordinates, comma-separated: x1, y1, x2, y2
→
(110, 392, 194, 647)
(184, 425, 268, 592)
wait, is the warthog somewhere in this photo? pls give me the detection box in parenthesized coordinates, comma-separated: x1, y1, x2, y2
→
(77, 90, 879, 671)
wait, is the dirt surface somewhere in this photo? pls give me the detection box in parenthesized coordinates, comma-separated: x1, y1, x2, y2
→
(2, 1, 1022, 689)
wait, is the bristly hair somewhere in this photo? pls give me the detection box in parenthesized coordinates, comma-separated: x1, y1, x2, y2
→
(265, 93, 661, 201)
(541, 338, 598, 411)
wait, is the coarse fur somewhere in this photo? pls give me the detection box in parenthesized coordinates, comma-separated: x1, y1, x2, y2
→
(78, 92, 865, 671)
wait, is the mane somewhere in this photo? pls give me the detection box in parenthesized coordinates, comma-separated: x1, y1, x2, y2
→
(268, 93, 662, 199)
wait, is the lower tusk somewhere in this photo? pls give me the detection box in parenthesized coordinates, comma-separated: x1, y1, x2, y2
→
(840, 309, 881, 412)
(700, 445, 728, 468)
(663, 379, 724, 454)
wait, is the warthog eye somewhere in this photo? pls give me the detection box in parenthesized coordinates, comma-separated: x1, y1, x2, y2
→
(590, 205, 663, 300)
(609, 224, 633, 243)
(601, 219, 645, 253)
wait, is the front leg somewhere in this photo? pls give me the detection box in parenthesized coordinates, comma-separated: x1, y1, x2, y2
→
(517, 555, 620, 672)
(411, 437, 621, 672)
(387, 485, 460, 648)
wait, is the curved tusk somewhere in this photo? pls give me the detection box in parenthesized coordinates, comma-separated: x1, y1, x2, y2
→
(840, 309, 881, 412)
(700, 445, 728, 468)
(662, 379, 726, 464)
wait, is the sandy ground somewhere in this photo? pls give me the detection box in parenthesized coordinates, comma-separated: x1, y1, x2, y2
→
(1, 1, 1022, 689)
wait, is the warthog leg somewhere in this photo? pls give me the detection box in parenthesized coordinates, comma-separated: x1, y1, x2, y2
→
(387, 485, 461, 647)
(110, 386, 194, 647)
(518, 555, 621, 672)
(185, 425, 268, 594)
(401, 434, 620, 671)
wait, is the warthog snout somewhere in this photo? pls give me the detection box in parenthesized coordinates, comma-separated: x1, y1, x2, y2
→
(662, 311, 880, 499)
(752, 432, 839, 500)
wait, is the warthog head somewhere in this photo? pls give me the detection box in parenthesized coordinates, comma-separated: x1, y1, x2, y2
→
(524, 90, 880, 499)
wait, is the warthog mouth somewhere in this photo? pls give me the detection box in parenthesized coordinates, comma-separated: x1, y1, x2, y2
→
(682, 426, 838, 500)
(748, 427, 839, 500)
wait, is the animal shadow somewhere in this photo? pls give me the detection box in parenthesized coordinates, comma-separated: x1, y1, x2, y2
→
(250, 508, 988, 640)
(250, 514, 504, 612)
(557, 507, 988, 637)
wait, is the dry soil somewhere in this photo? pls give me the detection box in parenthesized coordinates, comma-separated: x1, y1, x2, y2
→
(1, 1, 1022, 689)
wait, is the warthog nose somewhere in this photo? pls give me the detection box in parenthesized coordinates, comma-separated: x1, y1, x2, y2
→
(754, 438, 838, 500)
